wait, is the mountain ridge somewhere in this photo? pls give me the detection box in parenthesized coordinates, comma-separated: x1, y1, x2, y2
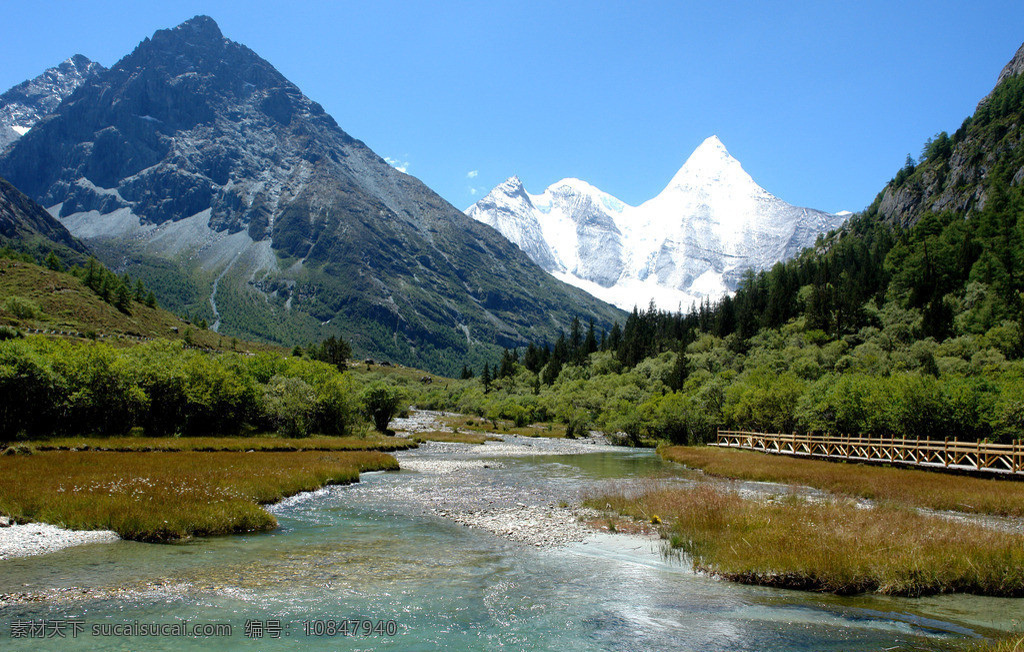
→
(0, 175, 89, 263)
(0, 15, 624, 373)
(0, 54, 105, 151)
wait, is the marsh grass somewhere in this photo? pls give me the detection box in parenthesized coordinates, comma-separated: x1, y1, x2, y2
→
(660, 446, 1024, 518)
(21, 435, 417, 453)
(410, 431, 500, 445)
(587, 482, 1024, 597)
(974, 635, 1024, 651)
(0, 450, 398, 542)
(441, 416, 567, 438)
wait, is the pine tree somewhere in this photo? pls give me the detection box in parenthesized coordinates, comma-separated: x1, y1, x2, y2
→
(114, 282, 132, 314)
(44, 251, 63, 272)
(583, 319, 598, 357)
(481, 363, 492, 392)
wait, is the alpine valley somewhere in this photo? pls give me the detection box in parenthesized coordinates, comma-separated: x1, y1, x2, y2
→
(467, 136, 849, 311)
(0, 16, 623, 374)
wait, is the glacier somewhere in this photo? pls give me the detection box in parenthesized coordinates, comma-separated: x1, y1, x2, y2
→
(467, 136, 848, 312)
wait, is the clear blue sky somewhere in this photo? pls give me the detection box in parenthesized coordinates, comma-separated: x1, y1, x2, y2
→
(3, 1, 1023, 214)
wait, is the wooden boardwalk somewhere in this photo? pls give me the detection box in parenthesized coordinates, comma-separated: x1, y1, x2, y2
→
(716, 430, 1024, 477)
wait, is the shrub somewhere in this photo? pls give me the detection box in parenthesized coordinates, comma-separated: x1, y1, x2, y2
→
(263, 375, 317, 437)
(361, 382, 403, 433)
(2, 296, 41, 320)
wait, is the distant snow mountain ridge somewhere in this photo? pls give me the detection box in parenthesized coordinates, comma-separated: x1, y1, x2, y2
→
(467, 136, 848, 311)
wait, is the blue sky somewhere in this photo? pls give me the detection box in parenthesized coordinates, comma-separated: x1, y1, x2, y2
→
(3, 1, 1023, 214)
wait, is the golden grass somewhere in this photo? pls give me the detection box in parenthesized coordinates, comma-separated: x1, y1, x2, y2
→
(973, 635, 1024, 652)
(660, 445, 1024, 518)
(22, 435, 418, 453)
(441, 416, 567, 438)
(587, 482, 1024, 597)
(0, 450, 398, 542)
(410, 431, 500, 445)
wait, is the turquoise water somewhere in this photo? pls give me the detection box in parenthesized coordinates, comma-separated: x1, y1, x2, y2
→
(0, 448, 1019, 650)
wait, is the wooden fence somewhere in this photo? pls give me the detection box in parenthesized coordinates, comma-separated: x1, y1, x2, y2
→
(716, 430, 1024, 476)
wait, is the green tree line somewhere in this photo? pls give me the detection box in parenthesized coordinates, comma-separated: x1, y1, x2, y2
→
(0, 338, 403, 442)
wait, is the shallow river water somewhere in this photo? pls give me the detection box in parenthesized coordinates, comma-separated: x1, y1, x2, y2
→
(0, 443, 1020, 650)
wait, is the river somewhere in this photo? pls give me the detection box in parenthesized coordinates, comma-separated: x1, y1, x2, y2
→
(0, 439, 1019, 650)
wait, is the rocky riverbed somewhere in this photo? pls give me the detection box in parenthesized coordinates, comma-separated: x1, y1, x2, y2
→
(0, 517, 118, 561)
(365, 410, 628, 547)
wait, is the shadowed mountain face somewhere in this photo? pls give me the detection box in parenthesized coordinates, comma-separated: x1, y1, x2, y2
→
(0, 16, 623, 372)
(0, 175, 88, 263)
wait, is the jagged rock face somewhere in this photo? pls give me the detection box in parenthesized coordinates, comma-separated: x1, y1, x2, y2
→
(468, 136, 846, 311)
(0, 55, 105, 151)
(877, 41, 1024, 228)
(0, 176, 88, 261)
(991, 41, 1024, 96)
(0, 16, 623, 372)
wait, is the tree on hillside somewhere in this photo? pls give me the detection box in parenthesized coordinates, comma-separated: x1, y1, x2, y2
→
(309, 335, 352, 371)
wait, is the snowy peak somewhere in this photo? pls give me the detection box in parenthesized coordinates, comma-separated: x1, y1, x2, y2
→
(467, 136, 848, 311)
(661, 135, 762, 198)
(495, 175, 529, 199)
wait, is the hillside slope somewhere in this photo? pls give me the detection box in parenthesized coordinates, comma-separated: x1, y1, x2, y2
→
(0, 176, 88, 264)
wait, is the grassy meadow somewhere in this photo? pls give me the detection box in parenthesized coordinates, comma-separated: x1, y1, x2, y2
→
(0, 450, 398, 542)
(410, 431, 501, 445)
(587, 482, 1024, 597)
(439, 415, 567, 438)
(975, 635, 1024, 652)
(24, 435, 417, 453)
(659, 445, 1024, 517)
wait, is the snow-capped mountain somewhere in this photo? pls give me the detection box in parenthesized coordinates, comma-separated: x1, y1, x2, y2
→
(0, 54, 105, 150)
(467, 136, 848, 311)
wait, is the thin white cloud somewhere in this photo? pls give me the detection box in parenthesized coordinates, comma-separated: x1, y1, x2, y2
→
(384, 157, 409, 173)
(467, 170, 479, 179)
(469, 188, 478, 196)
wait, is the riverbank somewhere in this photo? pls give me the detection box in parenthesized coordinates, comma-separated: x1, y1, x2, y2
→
(659, 445, 1024, 517)
(588, 479, 1024, 597)
(0, 450, 398, 544)
(0, 410, 612, 560)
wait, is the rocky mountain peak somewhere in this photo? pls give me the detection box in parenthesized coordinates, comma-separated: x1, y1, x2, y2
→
(994, 41, 1024, 88)
(499, 175, 525, 191)
(977, 41, 1024, 110)
(153, 15, 225, 47)
(68, 54, 94, 69)
(0, 54, 105, 150)
(0, 16, 623, 372)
